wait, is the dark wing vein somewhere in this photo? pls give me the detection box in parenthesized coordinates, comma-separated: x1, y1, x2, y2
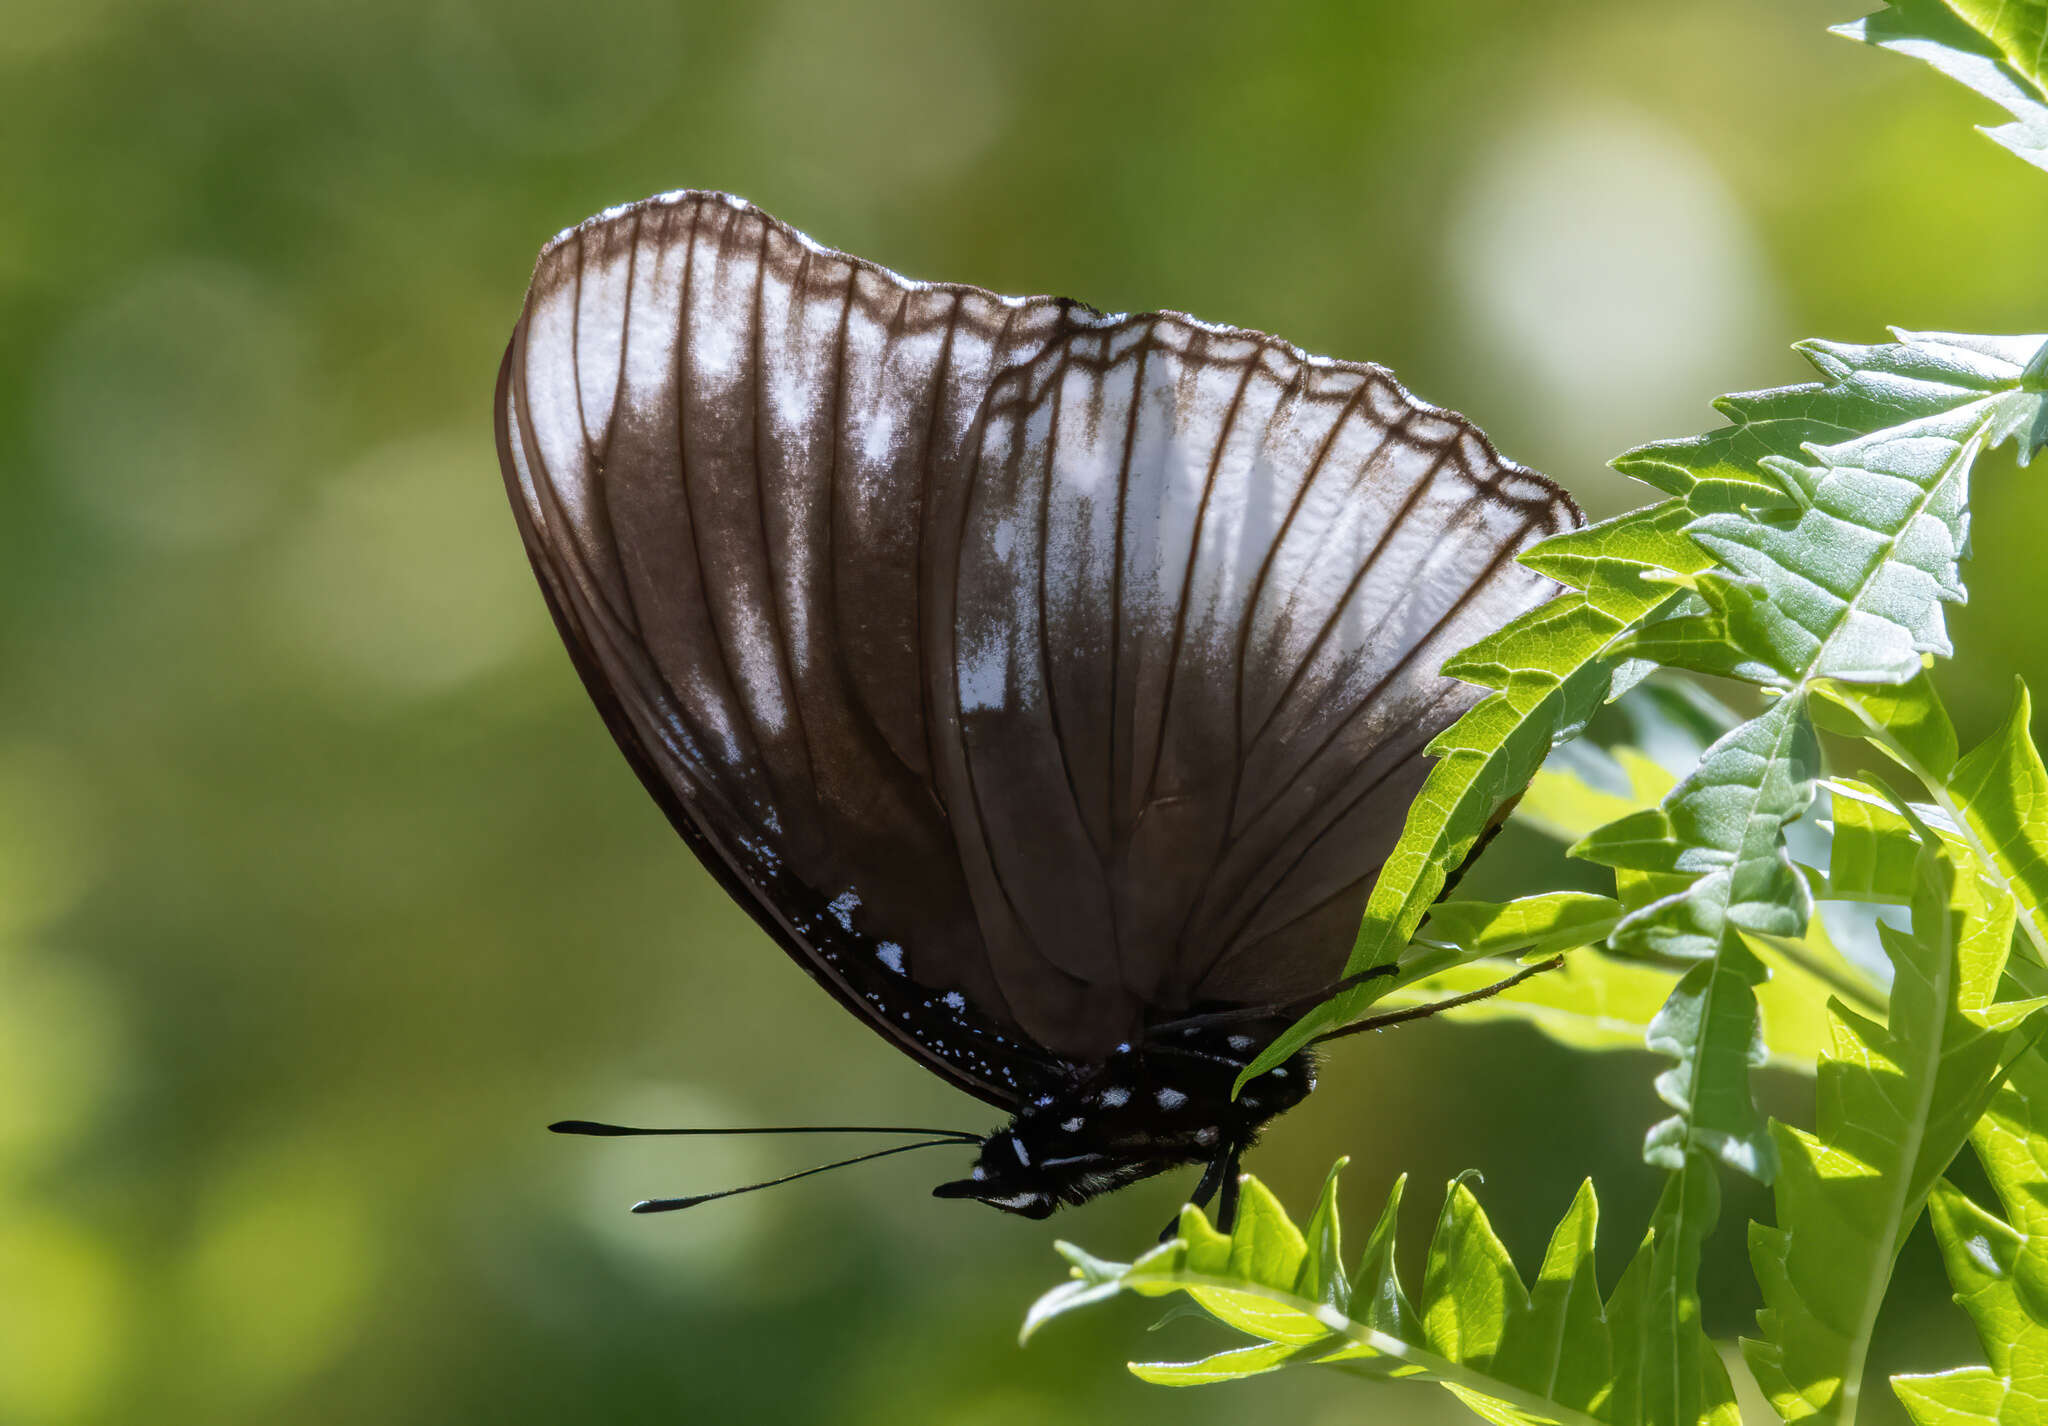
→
(1143, 335, 1266, 810)
(501, 189, 1582, 1083)
(746, 212, 819, 798)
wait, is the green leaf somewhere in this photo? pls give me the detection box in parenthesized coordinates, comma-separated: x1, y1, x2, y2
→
(1743, 837, 2043, 1423)
(1827, 777, 1936, 904)
(1025, 1163, 1734, 1425)
(1888, 1192, 2031, 1425)
(1644, 354, 2043, 688)
(1575, 331, 2047, 1181)
(1611, 335, 2034, 511)
(1297, 1157, 1352, 1314)
(1892, 1047, 2048, 1422)
(1813, 670, 1960, 784)
(1417, 894, 1627, 962)
(1422, 1176, 1526, 1375)
(1352, 1172, 1423, 1344)
(1951, 680, 2048, 958)
(1603, 1154, 1741, 1426)
(1237, 503, 1710, 1086)
(1577, 694, 1819, 1178)
(1374, 936, 1838, 1074)
(1827, 672, 2048, 992)
(1576, 699, 1819, 953)
(1488, 1181, 1613, 1415)
(1839, 0, 2048, 174)
(1516, 678, 1738, 847)
(1521, 747, 1678, 844)
(1941, 0, 2048, 92)
(1619, 676, 1748, 752)
(1391, 883, 1854, 1074)
(1748, 927, 1875, 1072)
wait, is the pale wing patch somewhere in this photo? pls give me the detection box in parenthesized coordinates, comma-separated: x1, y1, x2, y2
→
(937, 315, 1577, 1040)
(501, 188, 1581, 1084)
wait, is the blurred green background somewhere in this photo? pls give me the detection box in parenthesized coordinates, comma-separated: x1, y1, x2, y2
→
(4, 0, 2047, 1422)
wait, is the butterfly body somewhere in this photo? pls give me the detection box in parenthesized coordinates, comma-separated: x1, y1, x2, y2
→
(497, 191, 1578, 1219)
(934, 1025, 1315, 1217)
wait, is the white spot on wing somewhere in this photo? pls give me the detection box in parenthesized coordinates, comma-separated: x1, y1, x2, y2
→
(958, 635, 1009, 713)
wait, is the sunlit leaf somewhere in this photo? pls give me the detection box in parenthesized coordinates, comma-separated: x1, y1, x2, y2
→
(1951, 679, 2048, 957)
(1603, 1154, 1741, 1426)
(1892, 1047, 2048, 1422)
(1840, 0, 2048, 173)
(1827, 777, 1934, 905)
(1610, 334, 2026, 511)
(1634, 352, 2044, 689)
(1417, 895, 1626, 962)
(1573, 331, 2048, 1181)
(1024, 1162, 1734, 1425)
(1577, 695, 1817, 1178)
(1941, 0, 2048, 92)
(1824, 671, 2048, 997)
(1812, 671, 1960, 784)
(1743, 837, 2043, 1422)
(1521, 748, 1678, 845)
(1376, 935, 1838, 1074)
(1483, 1181, 1611, 1415)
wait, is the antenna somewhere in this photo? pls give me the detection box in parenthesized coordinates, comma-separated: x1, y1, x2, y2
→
(627, 1138, 971, 1214)
(549, 1119, 981, 1144)
(548, 1119, 985, 1216)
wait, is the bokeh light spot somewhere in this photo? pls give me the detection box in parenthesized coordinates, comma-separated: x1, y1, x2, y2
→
(571, 1084, 775, 1284)
(1446, 98, 1786, 504)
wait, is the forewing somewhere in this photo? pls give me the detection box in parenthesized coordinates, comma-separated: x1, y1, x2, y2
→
(497, 192, 1074, 1106)
(932, 317, 1578, 1057)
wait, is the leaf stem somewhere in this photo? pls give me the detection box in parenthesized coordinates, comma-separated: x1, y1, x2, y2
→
(1122, 1271, 1607, 1426)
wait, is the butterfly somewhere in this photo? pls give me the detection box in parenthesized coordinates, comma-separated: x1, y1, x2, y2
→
(495, 191, 1580, 1226)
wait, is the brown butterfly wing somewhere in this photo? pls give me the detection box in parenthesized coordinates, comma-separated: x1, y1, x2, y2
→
(931, 316, 1578, 1059)
(496, 191, 1581, 1091)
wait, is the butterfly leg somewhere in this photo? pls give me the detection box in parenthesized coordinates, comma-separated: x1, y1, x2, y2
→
(1147, 964, 1400, 1039)
(1212, 1145, 1244, 1233)
(1160, 1144, 1245, 1239)
(1160, 1149, 1235, 1241)
(1313, 954, 1565, 1043)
